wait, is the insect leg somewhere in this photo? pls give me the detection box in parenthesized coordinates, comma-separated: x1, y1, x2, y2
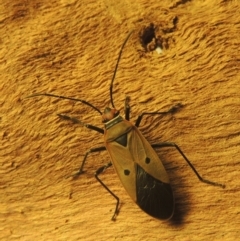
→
(152, 142, 225, 188)
(68, 146, 107, 179)
(58, 113, 106, 176)
(95, 162, 120, 221)
(124, 96, 130, 121)
(58, 114, 104, 134)
(135, 103, 183, 127)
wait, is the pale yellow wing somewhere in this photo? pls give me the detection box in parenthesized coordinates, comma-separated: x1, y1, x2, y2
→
(104, 120, 169, 202)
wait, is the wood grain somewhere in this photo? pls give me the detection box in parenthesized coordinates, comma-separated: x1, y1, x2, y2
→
(1, 0, 239, 240)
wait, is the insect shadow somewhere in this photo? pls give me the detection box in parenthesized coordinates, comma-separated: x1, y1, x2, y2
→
(154, 151, 192, 226)
(26, 30, 225, 221)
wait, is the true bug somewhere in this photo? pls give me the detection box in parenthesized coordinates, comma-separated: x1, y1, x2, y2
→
(26, 31, 225, 221)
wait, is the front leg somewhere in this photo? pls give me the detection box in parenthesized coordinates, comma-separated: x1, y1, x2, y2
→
(58, 114, 104, 134)
(135, 103, 183, 127)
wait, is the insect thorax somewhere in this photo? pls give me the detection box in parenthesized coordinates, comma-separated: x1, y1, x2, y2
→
(104, 115, 124, 130)
(104, 115, 133, 143)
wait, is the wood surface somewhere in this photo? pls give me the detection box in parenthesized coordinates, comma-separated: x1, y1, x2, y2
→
(1, 0, 239, 240)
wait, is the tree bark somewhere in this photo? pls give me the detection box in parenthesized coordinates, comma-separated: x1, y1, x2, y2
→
(1, 0, 239, 240)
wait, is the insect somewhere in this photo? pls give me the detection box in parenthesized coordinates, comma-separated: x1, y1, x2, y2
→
(26, 31, 225, 221)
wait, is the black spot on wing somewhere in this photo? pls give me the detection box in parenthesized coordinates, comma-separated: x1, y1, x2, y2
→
(124, 169, 130, 175)
(145, 157, 150, 164)
(136, 164, 174, 220)
(115, 133, 128, 147)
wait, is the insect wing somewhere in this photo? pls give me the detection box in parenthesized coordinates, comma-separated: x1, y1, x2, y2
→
(105, 120, 174, 220)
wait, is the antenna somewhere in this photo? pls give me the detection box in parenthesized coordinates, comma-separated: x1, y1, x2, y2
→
(26, 31, 133, 114)
(110, 31, 134, 108)
(25, 93, 102, 115)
